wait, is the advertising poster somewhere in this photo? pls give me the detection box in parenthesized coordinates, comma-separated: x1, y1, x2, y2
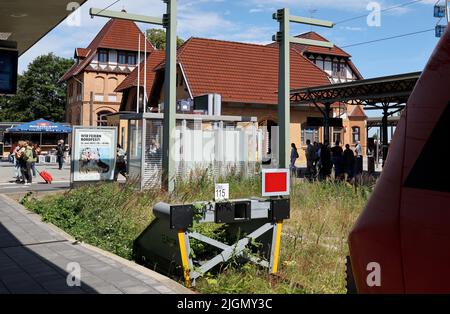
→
(72, 127, 117, 182)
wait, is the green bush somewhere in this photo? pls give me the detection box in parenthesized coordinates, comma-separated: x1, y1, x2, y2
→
(22, 183, 155, 260)
(22, 174, 371, 294)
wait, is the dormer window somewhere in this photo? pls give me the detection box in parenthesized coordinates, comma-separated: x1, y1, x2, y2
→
(98, 49, 108, 63)
(118, 51, 127, 64)
(340, 63, 346, 79)
(117, 51, 137, 65)
(127, 53, 136, 65)
(332, 62, 339, 77)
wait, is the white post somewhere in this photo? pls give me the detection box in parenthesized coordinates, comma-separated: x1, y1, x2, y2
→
(447, 0, 450, 24)
(144, 34, 148, 111)
(137, 34, 141, 113)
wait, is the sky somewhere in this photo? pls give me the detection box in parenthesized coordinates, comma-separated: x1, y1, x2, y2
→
(19, 0, 442, 77)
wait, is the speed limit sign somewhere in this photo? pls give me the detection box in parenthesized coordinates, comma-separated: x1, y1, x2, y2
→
(214, 183, 229, 201)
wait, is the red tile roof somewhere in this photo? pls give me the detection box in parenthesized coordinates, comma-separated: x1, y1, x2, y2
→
(131, 37, 329, 105)
(75, 48, 91, 58)
(60, 18, 153, 82)
(349, 105, 367, 118)
(180, 38, 331, 104)
(268, 32, 363, 79)
(115, 50, 166, 94)
(293, 32, 351, 58)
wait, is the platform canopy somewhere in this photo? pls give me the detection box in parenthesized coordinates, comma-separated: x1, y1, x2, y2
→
(7, 119, 72, 133)
(290, 71, 421, 110)
(289, 71, 422, 164)
(1, 0, 88, 55)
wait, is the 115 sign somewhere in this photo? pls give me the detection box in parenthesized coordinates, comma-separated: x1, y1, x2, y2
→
(215, 183, 229, 201)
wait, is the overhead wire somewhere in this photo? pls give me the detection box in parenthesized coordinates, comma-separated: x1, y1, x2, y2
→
(331, 0, 436, 48)
(334, 0, 427, 25)
(341, 28, 435, 48)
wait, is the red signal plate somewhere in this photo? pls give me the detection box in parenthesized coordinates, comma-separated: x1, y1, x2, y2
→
(262, 169, 290, 197)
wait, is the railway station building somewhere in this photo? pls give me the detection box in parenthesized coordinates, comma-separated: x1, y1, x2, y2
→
(115, 32, 367, 163)
(59, 15, 368, 164)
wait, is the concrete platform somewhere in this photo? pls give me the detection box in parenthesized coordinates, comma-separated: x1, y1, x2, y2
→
(0, 194, 192, 294)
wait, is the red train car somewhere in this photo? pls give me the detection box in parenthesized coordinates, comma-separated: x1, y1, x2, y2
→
(348, 28, 450, 293)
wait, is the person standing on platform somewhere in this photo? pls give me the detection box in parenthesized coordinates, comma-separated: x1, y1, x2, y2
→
(305, 139, 315, 180)
(15, 141, 26, 184)
(290, 143, 299, 176)
(319, 142, 332, 180)
(56, 140, 65, 170)
(343, 144, 355, 182)
(355, 141, 363, 174)
(331, 140, 344, 180)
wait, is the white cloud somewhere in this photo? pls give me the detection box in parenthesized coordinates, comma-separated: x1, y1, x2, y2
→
(18, 0, 167, 73)
(178, 12, 236, 37)
(245, 0, 435, 13)
(178, 1, 237, 38)
(246, 0, 375, 11)
(249, 8, 264, 13)
(339, 26, 366, 32)
(213, 25, 276, 44)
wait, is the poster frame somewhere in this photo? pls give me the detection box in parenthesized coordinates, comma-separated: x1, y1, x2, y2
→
(70, 126, 118, 186)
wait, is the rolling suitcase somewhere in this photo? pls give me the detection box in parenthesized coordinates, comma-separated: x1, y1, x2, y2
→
(38, 170, 53, 184)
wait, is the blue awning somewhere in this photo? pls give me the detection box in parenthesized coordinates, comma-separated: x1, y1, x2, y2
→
(7, 119, 72, 133)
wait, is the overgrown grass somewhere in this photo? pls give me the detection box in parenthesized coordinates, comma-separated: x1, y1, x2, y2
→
(22, 171, 372, 294)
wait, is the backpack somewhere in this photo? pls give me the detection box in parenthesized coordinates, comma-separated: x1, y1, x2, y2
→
(22, 151, 29, 162)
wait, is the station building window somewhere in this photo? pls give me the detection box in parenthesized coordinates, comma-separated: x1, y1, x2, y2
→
(117, 51, 127, 64)
(352, 126, 360, 143)
(301, 126, 319, 146)
(333, 127, 343, 145)
(127, 53, 137, 65)
(98, 49, 108, 63)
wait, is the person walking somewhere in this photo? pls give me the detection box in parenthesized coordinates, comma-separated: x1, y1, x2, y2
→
(23, 141, 35, 185)
(305, 139, 315, 180)
(31, 143, 41, 177)
(290, 143, 299, 175)
(56, 140, 65, 170)
(343, 144, 355, 182)
(331, 140, 344, 180)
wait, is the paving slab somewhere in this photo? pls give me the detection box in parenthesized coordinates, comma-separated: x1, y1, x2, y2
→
(0, 194, 192, 294)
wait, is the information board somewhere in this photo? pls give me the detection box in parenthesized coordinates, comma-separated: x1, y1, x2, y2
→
(71, 127, 117, 183)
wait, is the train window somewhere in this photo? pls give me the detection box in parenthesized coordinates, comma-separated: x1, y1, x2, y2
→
(404, 102, 450, 193)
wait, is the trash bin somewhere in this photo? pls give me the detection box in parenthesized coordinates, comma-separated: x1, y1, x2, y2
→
(367, 156, 375, 174)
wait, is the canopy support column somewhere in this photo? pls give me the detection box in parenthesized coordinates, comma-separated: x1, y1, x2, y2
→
(382, 105, 389, 166)
(323, 102, 332, 144)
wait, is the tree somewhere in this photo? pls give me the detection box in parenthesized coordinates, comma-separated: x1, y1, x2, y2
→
(0, 53, 73, 122)
(146, 28, 185, 49)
